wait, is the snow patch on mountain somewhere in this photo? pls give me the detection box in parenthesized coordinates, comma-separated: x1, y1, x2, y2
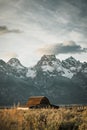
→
(41, 65, 54, 72)
(62, 68, 73, 79)
(26, 68, 36, 78)
(83, 68, 87, 73)
(81, 62, 87, 73)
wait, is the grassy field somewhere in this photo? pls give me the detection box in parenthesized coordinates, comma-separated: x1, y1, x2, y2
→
(0, 106, 87, 130)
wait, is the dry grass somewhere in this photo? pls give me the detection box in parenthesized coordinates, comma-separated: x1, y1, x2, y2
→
(0, 106, 87, 130)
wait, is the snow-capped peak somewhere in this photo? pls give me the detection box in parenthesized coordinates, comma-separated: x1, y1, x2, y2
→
(41, 54, 57, 61)
(67, 56, 77, 61)
(7, 58, 24, 69)
(37, 54, 61, 66)
(62, 56, 81, 69)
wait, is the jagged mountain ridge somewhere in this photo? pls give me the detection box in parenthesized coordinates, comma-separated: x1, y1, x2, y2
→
(0, 55, 87, 106)
(34, 55, 82, 79)
(0, 55, 85, 79)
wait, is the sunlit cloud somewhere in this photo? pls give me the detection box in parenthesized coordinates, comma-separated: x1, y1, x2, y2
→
(37, 41, 87, 55)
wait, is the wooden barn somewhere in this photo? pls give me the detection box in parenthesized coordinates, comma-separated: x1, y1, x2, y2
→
(26, 96, 59, 109)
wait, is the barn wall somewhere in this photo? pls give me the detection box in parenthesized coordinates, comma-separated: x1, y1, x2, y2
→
(26, 96, 50, 107)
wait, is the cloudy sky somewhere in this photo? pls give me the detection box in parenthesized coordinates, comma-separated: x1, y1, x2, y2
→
(0, 0, 87, 66)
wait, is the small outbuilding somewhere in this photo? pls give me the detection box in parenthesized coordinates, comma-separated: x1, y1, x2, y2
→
(26, 96, 50, 108)
(26, 96, 59, 108)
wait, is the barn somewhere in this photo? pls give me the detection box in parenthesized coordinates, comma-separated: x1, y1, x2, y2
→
(26, 96, 59, 108)
(26, 96, 50, 108)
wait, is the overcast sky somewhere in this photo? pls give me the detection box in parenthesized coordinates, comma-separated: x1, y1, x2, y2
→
(0, 0, 87, 66)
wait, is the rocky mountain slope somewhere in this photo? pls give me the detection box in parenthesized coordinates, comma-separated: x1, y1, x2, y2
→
(0, 55, 87, 106)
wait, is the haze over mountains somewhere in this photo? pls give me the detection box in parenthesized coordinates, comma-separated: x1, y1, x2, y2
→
(0, 55, 87, 106)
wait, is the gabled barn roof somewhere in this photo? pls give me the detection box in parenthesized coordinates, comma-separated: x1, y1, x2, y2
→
(26, 96, 50, 107)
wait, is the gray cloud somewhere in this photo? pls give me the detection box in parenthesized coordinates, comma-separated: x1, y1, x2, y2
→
(38, 41, 87, 55)
(0, 26, 22, 35)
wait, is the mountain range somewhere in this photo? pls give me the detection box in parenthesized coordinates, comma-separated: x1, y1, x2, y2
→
(0, 55, 87, 106)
